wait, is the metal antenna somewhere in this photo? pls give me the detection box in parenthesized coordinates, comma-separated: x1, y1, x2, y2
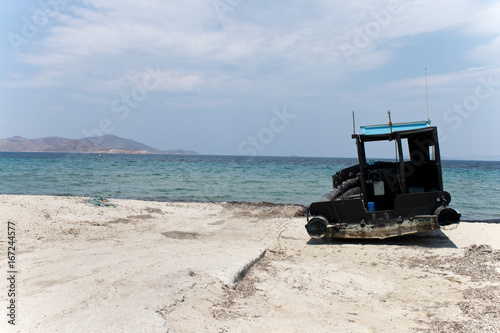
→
(352, 110, 356, 134)
(425, 68, 430, 123)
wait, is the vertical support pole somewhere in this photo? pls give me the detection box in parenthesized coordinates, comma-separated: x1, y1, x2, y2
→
(425, 68, 430, 124)
(352, 110, 356, 135)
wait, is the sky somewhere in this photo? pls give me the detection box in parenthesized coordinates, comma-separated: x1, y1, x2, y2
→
(1, 0, 499, 158)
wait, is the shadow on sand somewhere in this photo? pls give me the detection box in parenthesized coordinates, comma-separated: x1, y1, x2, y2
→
(306, 229, 457, 249)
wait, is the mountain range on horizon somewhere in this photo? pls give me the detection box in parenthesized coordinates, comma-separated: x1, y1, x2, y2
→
(0, 134, 198, 155)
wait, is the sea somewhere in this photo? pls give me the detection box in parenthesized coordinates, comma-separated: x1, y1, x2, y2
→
(1, 152, 499, 222)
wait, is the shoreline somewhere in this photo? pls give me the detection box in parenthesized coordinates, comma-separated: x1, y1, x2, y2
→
(4, 193, 500, 223)
(2, 192, 309, 209)
(1, 194, 499, 332)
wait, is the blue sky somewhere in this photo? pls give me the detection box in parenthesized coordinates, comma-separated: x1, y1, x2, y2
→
(1, 0, 499, 158)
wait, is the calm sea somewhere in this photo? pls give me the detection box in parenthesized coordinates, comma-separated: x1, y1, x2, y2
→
(1, 152, 499, 222)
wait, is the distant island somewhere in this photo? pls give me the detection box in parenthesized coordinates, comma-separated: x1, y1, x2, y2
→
(0, 134, 198, 155)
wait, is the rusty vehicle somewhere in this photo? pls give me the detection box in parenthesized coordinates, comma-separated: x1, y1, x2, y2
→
(306, 118, 460, 239)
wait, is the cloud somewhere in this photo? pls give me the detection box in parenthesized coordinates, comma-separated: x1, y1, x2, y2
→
(339, 66, 500, 125)
(467, 36, 500, 65)
(461, 1, 500, 36)
(5, 0, 500, 106)
(3, 1, 346, 89)
(377, 67, 500, 92)
(3, 69, 67, 88)
(67, 92, 110, 104)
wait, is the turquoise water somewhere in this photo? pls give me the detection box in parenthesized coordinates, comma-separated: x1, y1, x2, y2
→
(1, 152, 499, 221)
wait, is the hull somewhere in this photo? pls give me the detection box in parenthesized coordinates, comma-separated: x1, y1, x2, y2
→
(307, 190, 460, 239)
(322, 215, 440, 239)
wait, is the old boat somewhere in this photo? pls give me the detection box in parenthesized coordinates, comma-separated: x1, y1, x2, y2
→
(305, 118, 460, 239)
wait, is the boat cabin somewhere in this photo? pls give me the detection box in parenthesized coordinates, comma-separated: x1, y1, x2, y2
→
(355, 121, 442, 211)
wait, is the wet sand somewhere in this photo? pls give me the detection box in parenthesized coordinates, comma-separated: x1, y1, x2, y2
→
(1, 195, 499, 332)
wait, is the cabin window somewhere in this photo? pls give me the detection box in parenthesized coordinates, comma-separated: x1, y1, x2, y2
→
(400, 138, 410, 161)
(429, 145, 436, 161)
(364, 140, 399, 162)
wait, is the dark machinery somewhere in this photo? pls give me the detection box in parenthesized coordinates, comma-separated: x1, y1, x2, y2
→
(306, 119, 460, 239)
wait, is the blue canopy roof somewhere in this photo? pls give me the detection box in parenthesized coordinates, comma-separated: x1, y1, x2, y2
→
(360, 120, 431, 135)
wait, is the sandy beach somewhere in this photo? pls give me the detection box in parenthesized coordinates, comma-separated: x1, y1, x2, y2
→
(1, 194, 499, 332)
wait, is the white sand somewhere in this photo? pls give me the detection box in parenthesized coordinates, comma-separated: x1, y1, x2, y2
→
(1, 195, 499, 332)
